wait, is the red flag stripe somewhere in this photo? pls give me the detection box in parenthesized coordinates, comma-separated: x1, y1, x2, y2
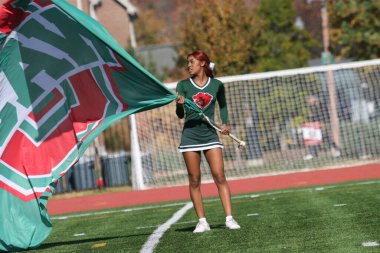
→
(28, 88, 63, 122)
(1, 117, 78, 176)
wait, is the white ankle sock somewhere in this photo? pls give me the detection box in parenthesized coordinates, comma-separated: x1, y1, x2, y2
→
(226, 216, 233, 222)
(199, 217, 207, 223)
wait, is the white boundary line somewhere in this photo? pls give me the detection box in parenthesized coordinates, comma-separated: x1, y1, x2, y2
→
(51, 202, 188, 220)
(139, 202, 193, 253)
(51, 179, 380, 220)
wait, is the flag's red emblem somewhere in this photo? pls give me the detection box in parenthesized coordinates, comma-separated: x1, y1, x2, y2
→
(192, 92, 213, 109)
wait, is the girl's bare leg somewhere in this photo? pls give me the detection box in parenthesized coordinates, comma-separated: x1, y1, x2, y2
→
(204, 148, 232, 216)
(183, 151, 205, 218)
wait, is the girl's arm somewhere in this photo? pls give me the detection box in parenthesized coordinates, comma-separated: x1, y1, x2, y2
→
(217, 83, 229, 125)
(176, 83, 185, 119)
(217, 83, 230, 135)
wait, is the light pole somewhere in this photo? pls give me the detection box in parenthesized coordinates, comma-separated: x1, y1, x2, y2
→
(305, 0, 340, 149)
(89, 0, 101, 21)
(76, 0, 83, 10)
(319, 0, 341, 149)
(320, 0, 333, 64)
(115, 0, 145, 190)
(115, 0, 138, 49)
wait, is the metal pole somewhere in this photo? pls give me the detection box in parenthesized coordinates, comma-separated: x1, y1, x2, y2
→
(128, 21, 137, 49)
(124, 5, 145, 190)
(89, 0, 101, 21)
(76, 0, 83, 10)
(321, 0, 341, 148)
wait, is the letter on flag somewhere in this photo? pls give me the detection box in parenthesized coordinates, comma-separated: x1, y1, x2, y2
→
(0, 0, 176, 251)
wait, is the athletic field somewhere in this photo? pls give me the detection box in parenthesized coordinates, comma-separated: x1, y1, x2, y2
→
(28, 179, 380, 253)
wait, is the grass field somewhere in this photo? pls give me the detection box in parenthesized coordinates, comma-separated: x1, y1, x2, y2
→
(26, 179, 380, 253)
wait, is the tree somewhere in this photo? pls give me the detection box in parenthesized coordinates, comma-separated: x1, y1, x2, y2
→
(132, 0, 186, 45)
(134, 8, 165, 47)
(179, 0, 261, 76)
(178, 0, 317, 76)
(328, 0, 380, 60)
(294, 0, 324, 58)
(254, 0, 319, 72)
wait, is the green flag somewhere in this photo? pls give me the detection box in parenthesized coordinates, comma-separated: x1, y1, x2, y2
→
(0, 0, 177, 251)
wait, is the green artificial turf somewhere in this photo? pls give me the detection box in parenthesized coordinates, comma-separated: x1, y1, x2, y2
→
(25, 179, 380, 253)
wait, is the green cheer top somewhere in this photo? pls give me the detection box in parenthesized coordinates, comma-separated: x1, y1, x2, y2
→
(176, 77, 229, 152)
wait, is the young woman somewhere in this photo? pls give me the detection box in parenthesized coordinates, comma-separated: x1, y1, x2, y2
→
(176, 50, 240, 233)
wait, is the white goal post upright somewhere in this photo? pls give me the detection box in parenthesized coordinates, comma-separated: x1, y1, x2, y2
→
(130, 114, 145, 190)
(132, 59, 380, 188)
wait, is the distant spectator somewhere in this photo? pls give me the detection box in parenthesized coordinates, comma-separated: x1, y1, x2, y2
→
(303, 95, 341, 160)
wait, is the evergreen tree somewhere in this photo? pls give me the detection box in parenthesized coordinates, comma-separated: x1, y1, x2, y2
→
(254, 0, 319, 71)
(328, 0, 380, 60)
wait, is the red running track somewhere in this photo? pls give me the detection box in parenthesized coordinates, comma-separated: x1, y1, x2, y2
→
(47, 163, 380, 215)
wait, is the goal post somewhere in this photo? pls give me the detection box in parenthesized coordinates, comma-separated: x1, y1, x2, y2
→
(133, 59, 380, 187)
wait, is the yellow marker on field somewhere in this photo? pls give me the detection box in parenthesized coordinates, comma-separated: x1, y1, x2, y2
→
(91, 243, 107, 248)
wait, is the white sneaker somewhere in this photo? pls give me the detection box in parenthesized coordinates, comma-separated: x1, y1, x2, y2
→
(303, 154, 314, 160)
(226, 218, 241, 230)
(193, 221, 210, 233)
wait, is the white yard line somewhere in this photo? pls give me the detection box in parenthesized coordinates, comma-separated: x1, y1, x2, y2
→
(362, 241, 379, 247)
(334, 204, 347, 207)
(52, 202, 187, 220)
(139, 202, 193, 253)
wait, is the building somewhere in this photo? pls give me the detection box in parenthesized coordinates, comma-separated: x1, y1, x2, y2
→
(136, 44, 178, 77)
(66, 0, 133, 48)
(64, 1, 178, 80)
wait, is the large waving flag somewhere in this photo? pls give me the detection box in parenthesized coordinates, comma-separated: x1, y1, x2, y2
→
(0, 0, 178, 251)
